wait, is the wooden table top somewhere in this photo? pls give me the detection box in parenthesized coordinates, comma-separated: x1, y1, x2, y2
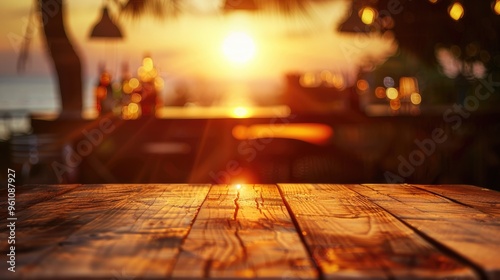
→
(1, 184, 499, 280)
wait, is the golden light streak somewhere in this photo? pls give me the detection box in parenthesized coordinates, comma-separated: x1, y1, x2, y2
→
(232, 123, 333, 145)
(155, 105, 290, 119)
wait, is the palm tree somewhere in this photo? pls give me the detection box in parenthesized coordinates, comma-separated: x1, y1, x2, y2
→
(39, 0, 83, 118)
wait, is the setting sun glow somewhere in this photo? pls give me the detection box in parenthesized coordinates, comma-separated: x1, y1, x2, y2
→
(222, 32, 256, 64)
(232, 106, 251, 118)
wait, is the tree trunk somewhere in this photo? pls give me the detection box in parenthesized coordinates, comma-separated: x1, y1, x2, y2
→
(39, 0, 83, 118)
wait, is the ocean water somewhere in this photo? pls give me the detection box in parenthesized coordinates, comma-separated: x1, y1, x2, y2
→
(0, 76, 95, 139)
(0, 76, 96, 111)
(0, 76, 59, 112)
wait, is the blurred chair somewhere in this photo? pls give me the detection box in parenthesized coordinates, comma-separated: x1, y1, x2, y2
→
(241, 137, 364, 183)
(10, 134, 64, 184)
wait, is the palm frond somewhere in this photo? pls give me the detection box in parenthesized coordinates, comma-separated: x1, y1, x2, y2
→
(17, 2, 37, 73)
(118, 0, 182, 20)
(260, 0, 312, 15)
(117, 0, 334, 20)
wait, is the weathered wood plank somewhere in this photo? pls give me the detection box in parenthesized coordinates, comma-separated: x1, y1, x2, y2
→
(279, 184, 477, 280)
(2, 184, 131, 278)
(172, 184, 317, 279)
(0, 184, 81, 220)
(354, 184, 500, 280)
(0, 184, 210, 280)
(416, 184, 500, 216)
(2, 183, 497, 280)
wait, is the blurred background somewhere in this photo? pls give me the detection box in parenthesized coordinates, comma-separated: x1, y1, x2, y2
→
(1, 0, 499, 189)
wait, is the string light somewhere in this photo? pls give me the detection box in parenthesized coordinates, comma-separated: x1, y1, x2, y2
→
(448, 2, 464, 21)
(494, 0, 500, 15)
(359, 7, 377, 25)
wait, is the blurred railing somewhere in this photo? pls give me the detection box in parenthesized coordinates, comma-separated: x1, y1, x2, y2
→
(2, 111, 498, 190)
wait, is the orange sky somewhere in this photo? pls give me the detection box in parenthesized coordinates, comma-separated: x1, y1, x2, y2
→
(1, 0, 397, 108)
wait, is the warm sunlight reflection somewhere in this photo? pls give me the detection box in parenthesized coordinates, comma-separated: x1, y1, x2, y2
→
(156, 105, 290, 119)
(232, 123, 333, 145)
(232, 106, 251, 118)
(5, 1, 398, 113)
(222, 32, 256, 64)
(236, 184, 242, 190)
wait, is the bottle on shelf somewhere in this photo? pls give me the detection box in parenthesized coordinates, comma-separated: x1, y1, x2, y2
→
(94, 63, 114, 116)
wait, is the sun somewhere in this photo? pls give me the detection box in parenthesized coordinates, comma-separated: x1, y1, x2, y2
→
(232, 106, 250, 118)
(222, 32, 256, 64)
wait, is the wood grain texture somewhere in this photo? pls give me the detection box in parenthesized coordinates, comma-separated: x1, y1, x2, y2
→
(353, 184, 500, 280)
(172, 184, 317, 279)
(1, 183, 498, 280)
(416, 184, 500, 216)
(0, 184, 210, 280)
(0, 184, 80, 220)
(279, 184, 477, 280)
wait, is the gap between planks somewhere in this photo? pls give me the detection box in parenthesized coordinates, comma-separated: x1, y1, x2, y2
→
(278, 184, 480, 280)
(171, 184, 319, 279)
(355, 184, 500, 280)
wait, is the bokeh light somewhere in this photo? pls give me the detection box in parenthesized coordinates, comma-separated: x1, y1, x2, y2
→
(383, 76, 395, 88)
(411, 93, 422, 105)
(494, 0, 500, 15)
(300, 72, 318, 88)
(331, 74, 345, 90)
(390, 99, 401, 110)
(131, 93, 142, 103)
(143, 57, 154, 71)
(360, 7, 377, 25)
(375, 87, 386, 99)
(386, 87, 399, 100)
(356, 79, 369, 92)
(448, 2, 464, 21)
(129, 78, 140, 89)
